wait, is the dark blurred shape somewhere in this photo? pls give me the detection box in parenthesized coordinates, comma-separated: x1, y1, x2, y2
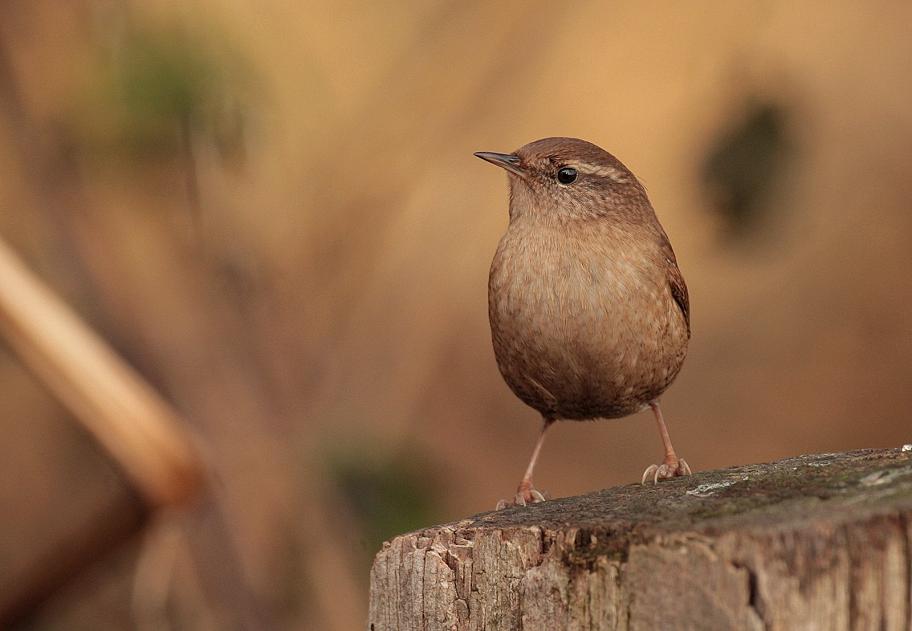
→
(327, 443, 440, 561)
(701, 99, 793, 237)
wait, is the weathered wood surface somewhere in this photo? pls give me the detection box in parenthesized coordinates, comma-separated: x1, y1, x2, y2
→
(369, 448, 912, 630)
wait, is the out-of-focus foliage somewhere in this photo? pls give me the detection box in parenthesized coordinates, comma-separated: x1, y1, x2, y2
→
(326, 441, 440, 562)
(78, 23, 251, 162)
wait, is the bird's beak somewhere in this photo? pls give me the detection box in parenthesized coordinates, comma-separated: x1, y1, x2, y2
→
(474, 151, 527, 178)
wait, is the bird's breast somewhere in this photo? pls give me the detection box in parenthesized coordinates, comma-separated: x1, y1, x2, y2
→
(488, 221, 688, 420)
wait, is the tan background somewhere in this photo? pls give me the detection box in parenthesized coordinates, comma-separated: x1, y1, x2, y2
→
(1, 1, 910, 629)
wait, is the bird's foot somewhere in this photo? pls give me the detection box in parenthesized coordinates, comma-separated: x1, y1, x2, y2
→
(495, 480, 549, 510)
(641, 456, 692, 484)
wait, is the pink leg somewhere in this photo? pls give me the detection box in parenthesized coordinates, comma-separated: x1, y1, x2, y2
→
(641, 401, 692, 484)
(496, 418, 553, 509)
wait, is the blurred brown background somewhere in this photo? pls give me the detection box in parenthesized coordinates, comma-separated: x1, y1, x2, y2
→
(1, 1, 911, 629)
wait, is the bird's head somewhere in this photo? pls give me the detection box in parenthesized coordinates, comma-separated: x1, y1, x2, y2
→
(475, 137, 649, 223)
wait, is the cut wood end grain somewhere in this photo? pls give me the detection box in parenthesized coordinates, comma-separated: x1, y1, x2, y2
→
(369, 448, 912, 631)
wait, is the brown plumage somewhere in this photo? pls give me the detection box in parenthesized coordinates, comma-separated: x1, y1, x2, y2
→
(475, 137, 692, 507)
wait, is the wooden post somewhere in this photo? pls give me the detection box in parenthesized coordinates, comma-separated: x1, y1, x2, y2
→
(369, 448, 912, 630)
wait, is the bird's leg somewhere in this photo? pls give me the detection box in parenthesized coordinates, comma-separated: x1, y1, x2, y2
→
(641, 401, 692, 484)
(496, 418, 553, 509)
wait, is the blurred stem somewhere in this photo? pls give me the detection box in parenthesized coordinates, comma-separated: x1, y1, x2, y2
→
(179, 110, 203, 241)
(0, 26, 98, 302)
(184, 496, 274, 631)
(132, 519, 180, 631)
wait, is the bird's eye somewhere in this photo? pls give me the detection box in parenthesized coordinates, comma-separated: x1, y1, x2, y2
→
(557, 167, 578, 184)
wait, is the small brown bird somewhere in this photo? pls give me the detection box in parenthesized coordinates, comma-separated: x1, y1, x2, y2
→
(475, 137, 692, 508)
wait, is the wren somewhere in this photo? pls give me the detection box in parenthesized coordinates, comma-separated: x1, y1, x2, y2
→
(476, 137, 692, 507)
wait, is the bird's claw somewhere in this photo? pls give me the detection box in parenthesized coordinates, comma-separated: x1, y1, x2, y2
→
(526, 488, 547, 503)
(641, 458, 692, 484)
(495, 485, 549, 510)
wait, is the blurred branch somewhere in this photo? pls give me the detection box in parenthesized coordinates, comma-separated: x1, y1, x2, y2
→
(0, 486, 148, 626)
(0, 237, 203, 506)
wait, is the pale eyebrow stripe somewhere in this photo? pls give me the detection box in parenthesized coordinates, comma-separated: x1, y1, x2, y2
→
(568, 162, 628, 182)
